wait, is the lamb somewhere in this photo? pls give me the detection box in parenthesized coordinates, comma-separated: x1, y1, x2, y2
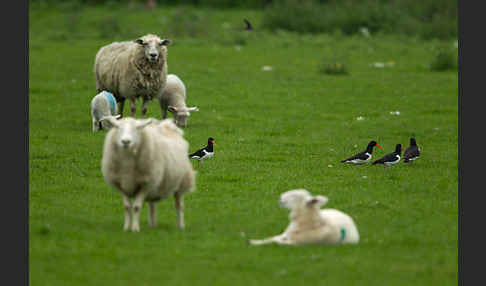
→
(100, 116, 196, 232)
(248, 189, 359, 245)
(94, 34, 172, 118)
(158, 74, 199, 128)
(90, 90, 120, 132)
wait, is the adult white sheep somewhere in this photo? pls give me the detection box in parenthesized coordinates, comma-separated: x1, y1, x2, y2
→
(94, 34, 172, 118)
(158, 74, 199, 128)
(90, 90, 120, 132)
(248, 189, 359, 245)
(100, 116, 196, 232)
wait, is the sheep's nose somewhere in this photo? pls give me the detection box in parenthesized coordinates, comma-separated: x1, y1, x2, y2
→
(121, 139, 130, 146)
(150, 53, 157, 58)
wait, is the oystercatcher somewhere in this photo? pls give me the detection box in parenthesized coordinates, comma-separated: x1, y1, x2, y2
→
(403, 138, 420, 164)
(372, 144, 402, 167)
(189, 137, 216, 168)
(341, 140, 384, 165)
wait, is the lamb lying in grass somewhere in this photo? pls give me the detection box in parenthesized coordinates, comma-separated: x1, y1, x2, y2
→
(248, 189, 359, 245)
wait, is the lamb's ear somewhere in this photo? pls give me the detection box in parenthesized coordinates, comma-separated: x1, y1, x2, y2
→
(168, 106, 178, 113)
(187, 107, 199, 112)
(136, 118, 152, 129)
(135, 39, 145, 45)
(160, 39, 172, 46)
(100, 115, 120, 128)
(306, 195, 328, 208)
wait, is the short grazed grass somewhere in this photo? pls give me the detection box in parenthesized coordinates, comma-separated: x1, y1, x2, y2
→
(29, 4, 457, 286)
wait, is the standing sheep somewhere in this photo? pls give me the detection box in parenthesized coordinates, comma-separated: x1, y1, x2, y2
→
(94, 34, 172, 118)
(158, 74, 199, 128)
(90, 90, 120, 132)
(100, 116, 196, 232)
(248, 189, 359, 246)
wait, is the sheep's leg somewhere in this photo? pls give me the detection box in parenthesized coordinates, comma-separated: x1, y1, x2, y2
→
(122, 195, 132, 232)
(118, 98, 125, 118)
(131, 192, 146, 232)
(129, 98, 137, 118)
(174, 192, 184, 230)
(141, 97, 149, 118)
(248, 234, 291, 246)
(92, 119, 99, 132)
(159, 99, 168, 119)
(148, 201, 157, 228)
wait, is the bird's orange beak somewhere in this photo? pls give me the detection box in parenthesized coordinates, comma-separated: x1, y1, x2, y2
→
(212, 140, 216, 146)
(376, 144, 384, 150)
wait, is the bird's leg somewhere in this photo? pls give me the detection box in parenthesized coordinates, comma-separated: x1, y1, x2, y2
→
(201, 160, 204, 168)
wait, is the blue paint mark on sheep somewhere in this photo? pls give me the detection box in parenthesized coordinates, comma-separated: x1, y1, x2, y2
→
(340, 228, 347, 242)
(103, 91, 117, 115)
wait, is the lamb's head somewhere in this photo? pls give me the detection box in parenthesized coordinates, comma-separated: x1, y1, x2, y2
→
(168, 106, 199, 128)
(101, 116, 152, 151)
(279, 189, 328, 210)
(135, 34, 171, 64)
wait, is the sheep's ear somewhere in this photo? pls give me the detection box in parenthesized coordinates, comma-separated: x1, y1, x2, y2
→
(100, 115, 120, 128)
(160, 39, 172, 46)
(168, 106, 178, 113)
(187, 107, 199, 112)
(136, 118, 152, 130)
(135, 39, 145, 45)
(306, 195, 328, 208)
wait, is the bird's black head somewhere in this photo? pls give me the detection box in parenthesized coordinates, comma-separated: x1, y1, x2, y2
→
(208, 137, 216, 146)
(410, 138, 417, 146)
(367, 140, 384, 152)
(395, 144, 402, 154)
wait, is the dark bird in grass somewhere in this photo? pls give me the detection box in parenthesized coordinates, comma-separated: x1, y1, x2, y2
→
(403, 138, 420, 164)
(372, 144, 402, 167)
(189, 137, 216, 168)
(243, 19, 254, 31)
(341, 140, 384, 165)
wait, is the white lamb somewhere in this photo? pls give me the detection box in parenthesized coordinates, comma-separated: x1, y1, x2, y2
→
(248, 189, 359, 245)
(158, 74, 199, 128)
(100, 116, 196, 232)
(94, 34, 172, 118)
(90, 90, 120, 132)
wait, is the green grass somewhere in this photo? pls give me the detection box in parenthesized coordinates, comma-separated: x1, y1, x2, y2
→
(29, 4, 458, 286)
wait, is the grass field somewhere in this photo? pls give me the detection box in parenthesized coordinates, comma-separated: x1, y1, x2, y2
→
(29, 3, 458, 286)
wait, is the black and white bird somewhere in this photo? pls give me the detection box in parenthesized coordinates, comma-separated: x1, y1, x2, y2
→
(372, 144, 402, 167)
(403, 137, 420, 164)
(189, 137, 216, 168)
(341, 140, 384, 165)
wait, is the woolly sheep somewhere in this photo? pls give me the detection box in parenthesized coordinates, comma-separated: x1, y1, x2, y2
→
(94, 34, 172, 118)
(158, 74, 199, 128)
(100, 116, 196, 232)
(91, 90, 120, 132)
(248, 189, 359, 245)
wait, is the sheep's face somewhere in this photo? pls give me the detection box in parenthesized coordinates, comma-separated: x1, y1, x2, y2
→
(279, 189, 329, 210)
(101, 117, 152, 151)
(279, 189, 312, 210)
(168, 106, 199, 128)
(135, 34, 171, 64)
